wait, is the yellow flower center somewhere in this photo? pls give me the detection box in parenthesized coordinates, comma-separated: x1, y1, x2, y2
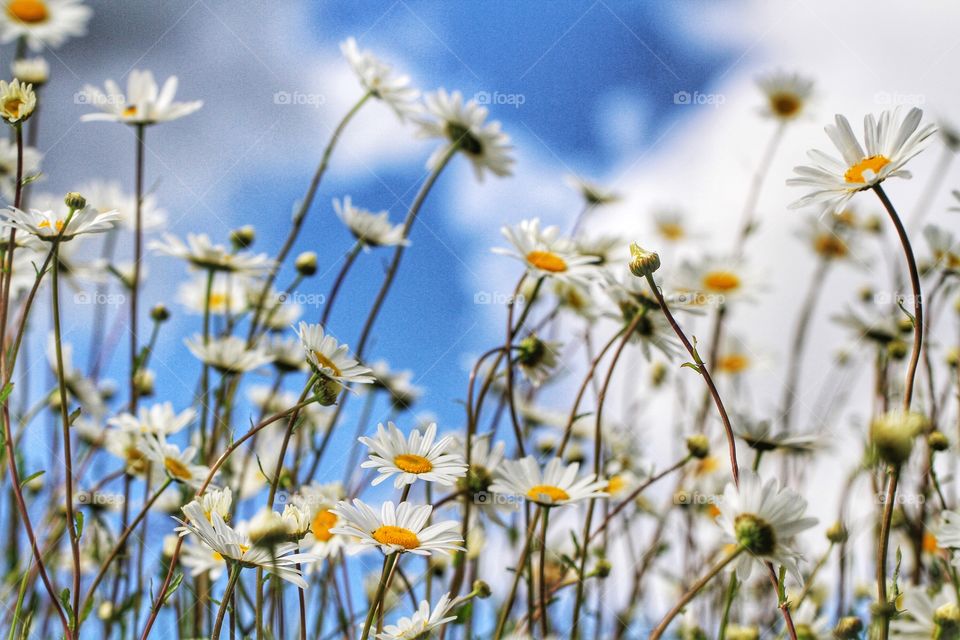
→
(717, 353, 750, 374)
(37, 219, 64, 232)
(813, 234, 848, 258)
(311, 509, 337, 543)
(526, 484, 570, 503)
(393, 453, 433, 474)
(526, 250, 568, 273)
(311, 351, 342, 376)
(212, 551, 224, 561)
(7, 0, 47, 23)
(702, 270, 741, 292)
(696, 456, 719, 476)
(606, 474, 627, 495)
(164, 456, 193, 481)
(372, 525, 420, 550)
(208, 292, 227, 308)
(3, 98, 23, 120)
(123, 105, 137, 116)
(923, 531, 939, 553)
(657, 222, 685, 241)
(768, 91, 801, 118)
(844, 155, 890, 184)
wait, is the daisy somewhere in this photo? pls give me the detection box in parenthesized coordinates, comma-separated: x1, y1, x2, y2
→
(177, 274, 251, 316)
(180, 538, 227, 581)
(0, 78, 34, 124)
(0, 0, 90, 50)
(376, 592, 457, 640)
(756, 70, 813, 121)
(924, 224, 960, 273)
(787, 107, 937, 214)
(455, 434, 506, 502)
(603, 272, 683, 359)
(0, 204, 119, 241)
(265, 334, 308, 373)
(715, 471, 817, 581)
(340, 37, 419, 120)
(575, 233, 627, 266)
(0, 137, 41, 199)
(417, 89, 514, 180)
(150, 233, 273, 274)
(563, 174, 620, 206)
(733, 414, 819, 455)
(108, 402, 196, 437)
(81, 69, 203, 125)
(79, 180, 166, 230)
(797, 214, 858, 262)
(294, 482, 348, 559)
(891, 587, 959, 639)
(515, 333, 561, 387)
(369, 360, 422, 410)
(11, 56, 48, 85)
(175, 499, 318, 588)
(143, 436, 210, 488)
(489, 456, 607, 508)
(652, 207, 700, 243)
(493, 218, 599, 286)
(330, 499, 463, 556)
(359, 421, 467, 489)
(295, 321, 375, 389)
(184, 335, 273, 374)
(334, 196, 408, 248)
(673, 255, 759, 306)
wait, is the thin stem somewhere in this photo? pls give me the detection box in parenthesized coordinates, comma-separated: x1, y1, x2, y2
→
(649, 547, 743, 640)
(717, 573, 737, 640)
(212, 563, 243, 640)
(130, 123, 146, 412)
(320, 241, 362, 326)
(876, 465, 900, 640)
(538, 507, 550, 638)
(493, 509, 541, 640)
(360, 554, 396, 640)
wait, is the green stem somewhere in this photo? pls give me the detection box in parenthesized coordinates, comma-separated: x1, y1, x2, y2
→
(211, 563, 243, 640)
(717, 573, 737, 640)
(539, 507, 551, 638)
(360, 554, 396, 640)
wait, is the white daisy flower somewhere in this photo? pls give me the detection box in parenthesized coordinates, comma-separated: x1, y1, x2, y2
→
(0, 204, 120, 241)
(142, 435, 210, 488)
(0, 78, 34, 123)
(295, 321, 374, 388)
(673, 255, 760, 307)
(175, 499, 318, 589)
(756, 70, 814, 121)
(369, 360, 422, 410)
(11, 56, 48, 85)
(515, 333, 561, 388)
(0, 0, 90, 50)
(184, 335, 273, 374)
(652, 207, 700, 243)
(787, 107, 937, 214)
(563, 174, 620, 206)
(180, 538, 227, 581)
(891, 587, 958, 639)
(150, 232, 273, 274)
(177, 273, 251, 316)
(108, 402, 196, 437)
(79, 180, 166, 230)
(716, 471, 817, 582)
(80, 69, 203, 125)
(603, 272, 684, 360)
(493, 218, 599, 286)
(330, 499, 463, 556)
(0, 137, 41, 199)
(924, 224, 960, 273)
(417, 89, 513, 180)
(489, 456, 607, 508)
(733, 414, 819, 455)
(294, 482, 347, 560)
(334, 196, 408, 248)
(340, 37, 419, 120)
(376, 592, 457, 640)
(359, 421, 467, 489)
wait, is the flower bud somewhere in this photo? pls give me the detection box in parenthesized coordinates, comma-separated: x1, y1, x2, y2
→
(628, 243, 660, 278)
(64, 192, 87, 211)
(150, 303, 170, 322)
(929, 430, 950, 452)
(686, 434, 710, 460)
(832, 616, 863, 639)
(230, 225, 255, 249)
(870, 410, 928, 465)
(248, 508, 288, 548)
(473, 580, 492, 599)
(826, 521, 848, 544)
(295, 251, 318, 276)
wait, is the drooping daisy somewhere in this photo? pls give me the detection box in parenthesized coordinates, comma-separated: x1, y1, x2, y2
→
(489, 456, 607, 508)
(715, 471, 817, 581)
(340, 37, 419, 120)
(575, 233, 627, 266)
(454, 434, 506, 505)
(733, 414, 819, 455)
(515, 333, 561, 387)
(376, 592, 457, 640)
(673, 255, 759, 307)
(360, 421, 467, 489)
(143, 436, 210, 488)
(787, 107, 937, 214)
(924, 224, 960, 273)
(175, 499, 318, 588)
(0, 204, 120, 241)
(756, 70, 814, 121)
(265, 334, 308, 373)
(0, 137, 41, 199)
(791, 600, 830, 640)
(334, 196, 408, 248)
(891, 587, 959, 639)
(330, 499, 463, 556)
(108, 402, 196, 437)
(417, 89, 514, 180)
(184, 335, 274, 374)
(81, 70, 203, 125)
(603, 272, 684, 360)
(797, 214, 859, 263)
(493, 218, 600, 286)
(295, 321, 375, 389)
(150, 233, 273, 274)
(0, 0, 90, 50)
(369, 360, 422, 410)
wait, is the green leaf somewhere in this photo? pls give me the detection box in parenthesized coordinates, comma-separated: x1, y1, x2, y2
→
(161, 572, 184, 606)
(74, 511, 84, 540)
(18, 470, 43, 490)
(681, 362, 702, 374)
(0, 383, 13, 405)
(68, 407, 82, 427)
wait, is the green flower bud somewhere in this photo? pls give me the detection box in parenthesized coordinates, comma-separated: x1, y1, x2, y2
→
(929, 430, 950, 452)
(826, 521, 848, 544)
(832, 616, 863, 639)
(230, 225, 255, 249)
(734, 514, 776, 555)
(628, 243, 660, 278)
(473, 580, 492, 599)
(686, 434, 710, 460)
(295, 251, 318, 276)
(870, 410, 928, 465)
(64, 192, 86, 210)
(150, 303, 170, 323)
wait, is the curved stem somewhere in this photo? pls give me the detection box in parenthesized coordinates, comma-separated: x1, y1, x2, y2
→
(320, 241, 362, 326)
(360, 554, 396, 640)
(876, 465, 900, 640)
(211, 563, 243, 640)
